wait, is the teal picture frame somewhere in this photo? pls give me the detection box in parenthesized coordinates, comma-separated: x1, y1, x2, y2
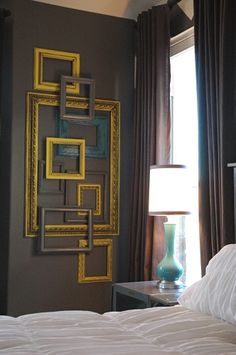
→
(57, 115, 108, 159)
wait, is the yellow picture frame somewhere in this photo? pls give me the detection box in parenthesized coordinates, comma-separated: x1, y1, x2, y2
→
(46, 137, 85, 180)
(77, 184, 101, 216)
(34, 48, 80, 93)
(25, 92, 120, 237)
(78, 239, 113, 283)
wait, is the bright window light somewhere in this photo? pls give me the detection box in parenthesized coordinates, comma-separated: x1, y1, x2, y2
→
(170, 46, 201, 286)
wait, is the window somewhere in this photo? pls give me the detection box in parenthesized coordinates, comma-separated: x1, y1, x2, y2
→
(170, 28, 201, 285)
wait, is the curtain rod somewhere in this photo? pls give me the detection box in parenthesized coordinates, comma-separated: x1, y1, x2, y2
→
(0, 8, 11, 18)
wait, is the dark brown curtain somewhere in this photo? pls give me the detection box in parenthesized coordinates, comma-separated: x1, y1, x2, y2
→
(194, 0, 236, 273)
(129, 5, 171, 281)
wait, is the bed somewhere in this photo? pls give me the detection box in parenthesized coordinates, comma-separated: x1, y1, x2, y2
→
(0, 244, 236, 354)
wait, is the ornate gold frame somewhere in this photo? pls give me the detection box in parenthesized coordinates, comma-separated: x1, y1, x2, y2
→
(46, 137, 85, 180)
(77, 184, 101, 216)
(34, 48, 80, 93)
(25, 92, 120, 237)
(78, 239, 112, 283)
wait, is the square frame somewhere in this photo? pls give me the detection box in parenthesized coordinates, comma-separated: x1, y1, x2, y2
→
(46, 137, 85, 180)
(34, 48, 80, 93)
(25, 92, 120, 237)
(78, 239, 112, 283)
(60, 76, 95, 121)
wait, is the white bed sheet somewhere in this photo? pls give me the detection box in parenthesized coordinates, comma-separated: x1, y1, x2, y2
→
(0, 306, 235, 354)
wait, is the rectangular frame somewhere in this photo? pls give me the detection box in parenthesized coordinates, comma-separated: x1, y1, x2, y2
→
(25, 92, 120, 237)
(77, 184, 102, 216)
(78, 239, 112, 283)
(39, 207, 93, 254)
(34, 48, 80, 93)
(58, 115, 108, 159)
(60, 76, 95, 121)
(46, 137, 85, 180)
(64, 171, 108, 224)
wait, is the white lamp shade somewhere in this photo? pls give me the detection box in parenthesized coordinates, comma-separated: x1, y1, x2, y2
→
(148, 165, 191, 215)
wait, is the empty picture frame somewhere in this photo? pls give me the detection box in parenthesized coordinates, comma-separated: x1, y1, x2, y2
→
(25, 92, 120, 237)
(60, 76, 95, 121)
(39, 207, 93, 254)
(34, 48, 80, 93)
(58, 116, 108, 159)
(77, 184, 102, 216)
(64, 171, 108, 224)
(46, 137, 85, 180)
(78, 239, 112, 283)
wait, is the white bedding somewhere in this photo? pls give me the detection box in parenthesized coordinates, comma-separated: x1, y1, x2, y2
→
(0, 306, 236, 354)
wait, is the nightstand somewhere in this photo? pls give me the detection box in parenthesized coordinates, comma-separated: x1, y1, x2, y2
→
(112, 281, 185, 311)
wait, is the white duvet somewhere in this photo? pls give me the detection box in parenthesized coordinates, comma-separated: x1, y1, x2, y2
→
(0, 306, 236, 354)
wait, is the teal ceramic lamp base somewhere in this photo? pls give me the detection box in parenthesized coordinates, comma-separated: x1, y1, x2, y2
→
(157, 223, 184, 289)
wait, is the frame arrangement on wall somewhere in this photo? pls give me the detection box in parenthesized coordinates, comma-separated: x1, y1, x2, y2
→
(25, 92, 120, 237)
(25, 47, 120, 283)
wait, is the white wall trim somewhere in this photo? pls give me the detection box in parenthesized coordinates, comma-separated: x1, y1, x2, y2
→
(170, 27, 194, 56)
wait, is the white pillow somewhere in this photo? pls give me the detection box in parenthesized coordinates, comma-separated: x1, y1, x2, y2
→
(178, 244, 236, 325)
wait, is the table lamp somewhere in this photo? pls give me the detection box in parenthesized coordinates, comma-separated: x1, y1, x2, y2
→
(148, 165, 190, 289)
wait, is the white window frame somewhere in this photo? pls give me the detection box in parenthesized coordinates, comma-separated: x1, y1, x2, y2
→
(170, 27, 194, 56)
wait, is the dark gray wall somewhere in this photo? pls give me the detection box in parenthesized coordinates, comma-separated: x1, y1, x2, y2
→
(0, 0, 13, 314)
(0, 0, 135, 316)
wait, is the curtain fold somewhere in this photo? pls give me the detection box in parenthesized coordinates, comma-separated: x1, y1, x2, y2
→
(129, 5, 171, 281)
(194, 0, 236, 273)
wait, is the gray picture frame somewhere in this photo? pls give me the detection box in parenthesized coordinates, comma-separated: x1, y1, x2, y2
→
(39, 207, 93, 254)
(60, 75, 95, 121)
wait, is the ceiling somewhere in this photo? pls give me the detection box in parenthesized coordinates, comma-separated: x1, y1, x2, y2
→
(33, 0, 193, 20)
